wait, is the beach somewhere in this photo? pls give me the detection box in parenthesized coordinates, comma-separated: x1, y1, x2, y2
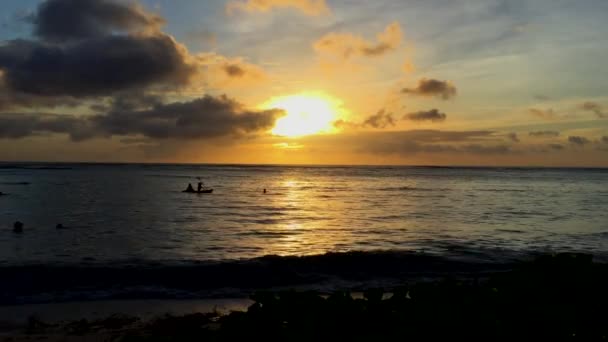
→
(1, 253, 607, 341)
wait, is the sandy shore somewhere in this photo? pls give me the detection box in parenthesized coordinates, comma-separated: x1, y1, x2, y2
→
(0, 298, 251, 338)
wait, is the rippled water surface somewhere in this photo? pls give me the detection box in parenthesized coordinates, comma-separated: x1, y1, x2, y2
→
(1, 163, 607, 264)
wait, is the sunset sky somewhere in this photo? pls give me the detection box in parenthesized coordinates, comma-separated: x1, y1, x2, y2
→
(1, 0, 607, 166)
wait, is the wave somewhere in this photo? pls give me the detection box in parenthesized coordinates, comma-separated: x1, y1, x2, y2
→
(0, 250, 529, 305)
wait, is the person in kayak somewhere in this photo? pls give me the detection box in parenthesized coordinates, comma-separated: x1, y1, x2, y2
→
(185, 183, 195, 192)
(197, 181, 203, 192)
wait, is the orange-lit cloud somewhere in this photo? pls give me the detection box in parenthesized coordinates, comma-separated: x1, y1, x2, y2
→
(226, 0, 330, 16)
(402, 60, 415, 74)
(196, 53, 268, 88)
(314, 22, 403, 61)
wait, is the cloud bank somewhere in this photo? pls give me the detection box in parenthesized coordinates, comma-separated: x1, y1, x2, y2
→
(0, 95, 283, 141)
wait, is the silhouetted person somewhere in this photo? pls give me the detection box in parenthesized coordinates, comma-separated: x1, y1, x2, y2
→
(197, 182, 203, 192)
(185, 183, 194, 192)
(263, 188, 267, 194)
(13, 221, 23, 233)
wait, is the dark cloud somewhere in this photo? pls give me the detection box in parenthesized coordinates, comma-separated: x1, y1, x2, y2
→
(507, 132, 519, 143)
(568, 136, 590, 146)
(548, 144, 564, 151)
(404, 109, 447, 122)
(529, 131, 560, 138)
(0, 112, 89, 140)
(0, 75, 80, 110)
(534, 94, 550, 101)
(401, 79, 457, 100)
(32, 0, 164, 42)
(0, 95, 283, 141)
(602, 136, 608, 144)
(363, 110, 395, 129)
(0, 34, 195, 98)
(528, 108, 557, 120)
(581, 102, 607, 118)
(94, 95, 283, 140)
(0, 0, 202, 109)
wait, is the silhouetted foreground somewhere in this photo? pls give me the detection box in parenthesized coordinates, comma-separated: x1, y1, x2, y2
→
(8, 253, 608, 341)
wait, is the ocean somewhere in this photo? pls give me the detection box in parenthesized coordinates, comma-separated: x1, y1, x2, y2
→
(1, 163, 607, 303)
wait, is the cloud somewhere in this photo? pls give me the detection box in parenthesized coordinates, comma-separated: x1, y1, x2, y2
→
(0, 72, 80, 110)
(196, 53, 268, 87)
(548, 144, 564, 151)
(507, 132, 519, 143)
(0, 95, 284, 141)
(226, 0, 329, 16)
(403, 109, 447, 122)
(568, 136, 590, 146)
(31, 0, 164, 42)
(0, 0, 199, 102)
(358, 130, 513, 156)
(603, 136, 608, 144)
(581, 102, 607, 118)
(0, 0, 270, 110)
(528, 108, 557, 120)
(332, 119, 358, 130)
(313, 22, 403, 61)
(529, 131, 560, 137)
(0, 35, 196, 98)
(362, 110, 395, 129)
(0, 113, 89, 140)
(401, 79, 457, 100)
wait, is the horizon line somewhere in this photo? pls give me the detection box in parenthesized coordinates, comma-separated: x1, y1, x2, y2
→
(1, 160, 607, 169)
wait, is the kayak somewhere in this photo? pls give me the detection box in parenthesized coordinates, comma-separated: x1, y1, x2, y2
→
(183, 189, 213, 194)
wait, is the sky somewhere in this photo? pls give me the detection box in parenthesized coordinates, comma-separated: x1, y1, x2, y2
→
(0, 0, 607, 166)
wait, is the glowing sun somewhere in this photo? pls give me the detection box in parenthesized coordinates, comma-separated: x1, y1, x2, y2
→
(264, 93, 340, 137)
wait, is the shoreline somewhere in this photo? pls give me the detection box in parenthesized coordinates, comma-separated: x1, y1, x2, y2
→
(0, 250, 520, 306)
(1, 253, 606, 340)
(0, 299, 252, 327)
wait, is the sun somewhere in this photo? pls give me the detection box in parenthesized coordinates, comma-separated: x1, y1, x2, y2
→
(264, 93, 340, 137)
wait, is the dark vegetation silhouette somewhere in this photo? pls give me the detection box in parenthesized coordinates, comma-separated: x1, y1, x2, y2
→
(13, 221, 23, 233)
(13, 253, 608, 341)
